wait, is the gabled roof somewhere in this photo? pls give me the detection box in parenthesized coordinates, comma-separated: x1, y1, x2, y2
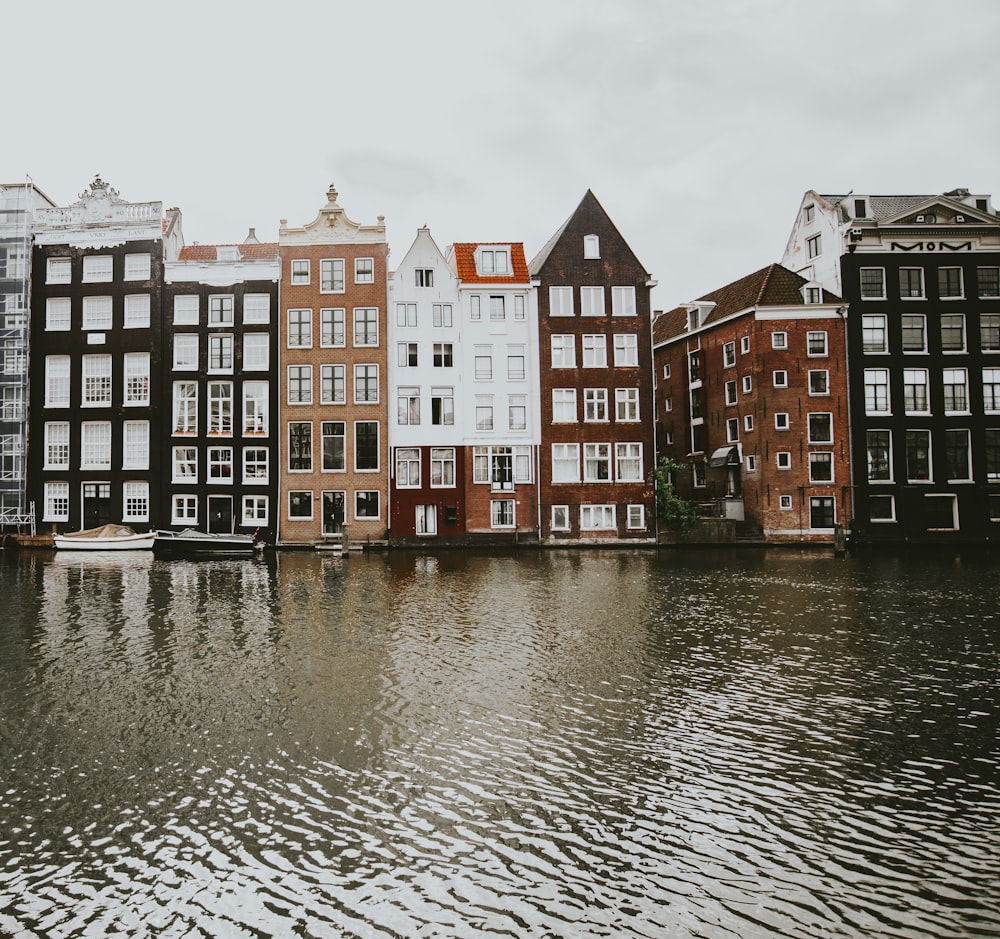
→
(653, 263, 841, 345)
(178, 242, 278, 262)
(450, 242, 530, 284)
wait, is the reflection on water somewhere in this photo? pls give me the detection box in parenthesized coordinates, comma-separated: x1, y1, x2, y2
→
(0, 548, 998, 937)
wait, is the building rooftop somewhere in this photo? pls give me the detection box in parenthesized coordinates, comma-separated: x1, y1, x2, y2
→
(450, 242, 530, 284)
(177, 242, 278, 262)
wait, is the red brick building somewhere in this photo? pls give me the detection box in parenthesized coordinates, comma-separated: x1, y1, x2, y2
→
(653, 264, 851, 542)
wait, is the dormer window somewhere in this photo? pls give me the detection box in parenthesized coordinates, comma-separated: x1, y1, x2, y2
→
(583, 235, 600, 259)
(477, 247, 509, 276)
(853, 198, 868, 219)
(805, 286, 822, 304)
(687, 309, 700, 331)
(217, 246, 240, 262)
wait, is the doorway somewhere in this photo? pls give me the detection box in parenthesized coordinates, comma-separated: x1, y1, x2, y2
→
(322, 491, 345, 535)
(208, 495, 233, 534)
(82, 483, 111, 528)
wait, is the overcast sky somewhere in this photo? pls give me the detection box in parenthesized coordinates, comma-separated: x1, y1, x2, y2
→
(7, 0, 1000, 308)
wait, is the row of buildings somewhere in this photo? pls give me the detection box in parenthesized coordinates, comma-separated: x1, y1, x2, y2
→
(3, 176, 999, 547)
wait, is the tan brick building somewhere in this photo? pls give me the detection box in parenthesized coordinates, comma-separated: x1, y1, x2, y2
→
(277, 185, 389, 545)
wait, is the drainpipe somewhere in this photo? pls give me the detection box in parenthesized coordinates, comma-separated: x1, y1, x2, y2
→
(535, 444, 542, 543)
(840, 304, 855, 541)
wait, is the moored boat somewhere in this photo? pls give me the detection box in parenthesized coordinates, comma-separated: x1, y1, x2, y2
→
(153, 528, 258, 558)
(53, 524, 156, 551)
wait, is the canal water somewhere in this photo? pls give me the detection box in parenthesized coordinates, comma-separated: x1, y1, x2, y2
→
(0, 547, 997, 938)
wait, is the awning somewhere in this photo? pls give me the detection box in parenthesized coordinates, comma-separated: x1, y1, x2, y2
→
(709, 445, 740, 468)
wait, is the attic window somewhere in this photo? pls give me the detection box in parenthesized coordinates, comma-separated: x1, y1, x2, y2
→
(805, 286, 822, 304)
(853, 198, 867, 219)
(478, 247, 510, 275)
(217, 246, 240, 262)
(687, 309, 700, 331)
(804, 204, 815, 223)
(584, 235, 600, 259)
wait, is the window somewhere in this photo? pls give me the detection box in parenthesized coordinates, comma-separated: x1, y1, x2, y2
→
(82, 355, 112, 406)
(244, 294, 270, 323)
(208, 382, 233, 435)
(552, 335, 576, 368)
(45, 356, 71, 408)
(321, 308, 346, 347)
(741, 336, 750, 354)
(941, 314, 966, 352)
(396, 303, 417, 327)
(354, 364, 379, 403)
(81, 421, 111, 468)
(553, 388, 577, 423)
(207, 447, 233, 481)
(580, 287, 605, 317)
(243, 382, 268, 435)
(808, 370, 829, 395)
(726, 418, 739, 442)
(46, 298, 71, 331)
(807, 331, 828, 356)
(693, 463, 706, 488)
(662, 363, 671, 380)
(243, 447, 269, 483)
(415, 268, 434, 287)
(738, 377, 751, 397)
(82, 255, 113, 283)
(209, 295, 234, 326)
(807, 412, 832, 444)
(899, 268, 925, 299)
(583, 234, 600, 258)
(583, 335, 607, 367)
(551, 505, 570, 531)
(860, 268, 886, 299)
(984, 368, 1000, 411)
(431, 343, 454, 368)
(432, 303, 453, 327)
(354, 490, 380, 520)
(616, 388, 639, 422)
(475, 402, 494, 431)
(320, 258, 345, 293)
(208, 334, 234, 372)
(288, 491, 313, 520)
(470, 296, 481, 321)
(242, 496, 269, 526)
(723, 342, 736, 367)
(939, 267, 964, 299)
(172, 495, 198, 524)
(977, 266, 1000, 298)
(806, 287, 822, 304)
(584, 388, 608, 422)
(507, 354, 525, 380)
(82, 296, 112, 330)
(174, 295, 199, 325)
(905, 430, 932, 482)
(44, 422, 70, 469)
(288, 365, 313, 404)
(508, 395, 526, 430)
(611, 287, 636, 317)
(779, 494, 793, 510)
(44, 482, 70, 522)
(354, 308, 378, 346)
(746, 455, 757, 472)
(47, 258, 71, 284)
(124, 353, 150, 405)
(581, 504, 615, 530)
(355, 421, 379, 470)
(809, 452, 834, 483)
(415, 504, 437, 536)
(625, 504, 646, 530)
(291, 259, 310, 285)
(981, 315, 1000, 352)
(776, 451, 791, 469)
(397, 342, 418, 368)
(121, 254, 151, 283)
(396, 447, 420, 487)
(773, 370, 788, 388)
(243, 333, 269, 371)
(986, 430, 1000, 481)
(288, 309, 312, 348)
(774, 412, 789, 430)
(123, 295, 150, 329)
(1, 386, 23, 422)
(431, 447, 455, 487)
(867, 430, 891, 481)
(806, 234, 821, 258)
(864, 369, 890, 413)
(478, 248, 509, 275)
(902, 314, 926, 352)
(772, 332, 788, 350)
(869, 495, 896, 522)
(809, 497, 835, 529)
(804, 205, 814, 223)
(397, 386, 420, 425)
(489, 296, 505, 321)
(355, 258, 374, 284)
(321, 365, 345, 405)
(862, 314, 887, 353)
(903, 368, 930, 414)
(431, 387, 454, 425)
(945, 429, 971, 481)
(743, 414, 754, 433)
(490, 499, 515, 529)
(173, 382, 197, 434)
(173, 446, 198, 482)
(475, 354, 493, 381)
(320, 421, 345, 472)
(551, 443, 580, 483)
(725, 380, 737, 406)
(688, 351, 701, 381)
(583, 443, 611, 482)
(288, 422, 312, 471)
(943, 369, 969, 413)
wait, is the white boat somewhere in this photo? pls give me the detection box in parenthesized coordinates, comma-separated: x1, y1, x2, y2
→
(53, 524, 156, 551)
(153, 528, 258, 558)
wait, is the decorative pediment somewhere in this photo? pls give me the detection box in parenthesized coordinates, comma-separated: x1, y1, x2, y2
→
(279, 183, 386, 245)
(33, 176, 163, 242)
(884, 197, 998, 227)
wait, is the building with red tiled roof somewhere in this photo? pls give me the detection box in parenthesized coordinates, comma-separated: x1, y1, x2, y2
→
(653, 263, 849, 543)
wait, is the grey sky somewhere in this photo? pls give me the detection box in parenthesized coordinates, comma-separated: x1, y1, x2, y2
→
(7, 0, 1000, 308)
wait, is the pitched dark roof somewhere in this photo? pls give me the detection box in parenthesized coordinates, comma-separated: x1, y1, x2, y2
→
(652, 263, 841, 345)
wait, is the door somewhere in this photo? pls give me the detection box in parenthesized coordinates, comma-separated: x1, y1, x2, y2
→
(322, 491, 345, 535)
(208, 495, 233, 534)
(82, 483, 111, 528)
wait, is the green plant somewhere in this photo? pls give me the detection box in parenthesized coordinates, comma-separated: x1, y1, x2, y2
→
(652, 457, 700, 533)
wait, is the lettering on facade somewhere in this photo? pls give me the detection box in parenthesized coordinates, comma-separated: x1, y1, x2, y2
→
(890, 241, 974, 252)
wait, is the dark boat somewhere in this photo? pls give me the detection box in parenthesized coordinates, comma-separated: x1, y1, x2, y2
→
(153, 529, 258, 558)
